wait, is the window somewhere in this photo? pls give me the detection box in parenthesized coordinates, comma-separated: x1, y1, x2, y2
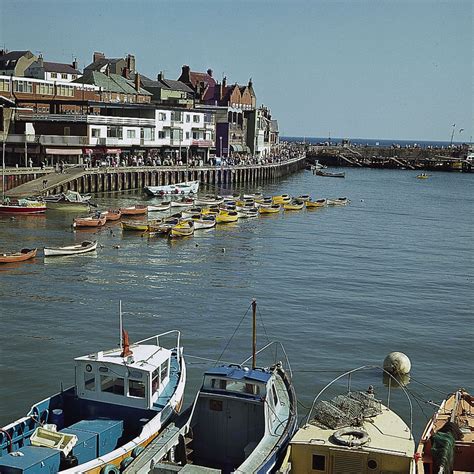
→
(107, 126, 123, 139)
(186, 132, 190, 139)
(91, 128, 101, 138)
(72, 74, 77, 80)
(171, 111, 183, 122)
(64, 127, 70, 136)
(13, 80, 33, 93)
(158, 131, 166, 139)
(152, 369, 160, 394)
(0, 79, 10, 92)
(186, 114, 190, 123)
(100, 375, 124, 395)
(57, 84, 74, 97)
(158, 112, 167, 121)
(51, 72, 57, 78)
(129, 380, 145, 398)
(61, 73, 68, 79)
(192, 132, 199, 140)
(193, 115, 200, 123)
(38, 83, 54, 95)
(312, 454, 326, 471)
(160, 361, 168, 382)
(84, 374, 95, 391)
(127, 129, 136, 139)
(141, 128, 154, 141)
(204, 113, 213, 124)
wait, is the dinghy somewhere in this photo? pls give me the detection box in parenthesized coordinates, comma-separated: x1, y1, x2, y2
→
(259, 204, 281, 214)
(73, 215, 106, 228)
(147, 202, 171, 212)
(120, 205, 148, 216)
(144, 181, 199, 196)
(0, 248, 37, 264)
(0, 199, 46, 214)
(170, 220, 194, 238)
(0, 316, 186, 474)
(44, 241, 97, 257)
(192, 214, 216, 229)
(306, 198, 327, 208)
(326, 197, 349, 206)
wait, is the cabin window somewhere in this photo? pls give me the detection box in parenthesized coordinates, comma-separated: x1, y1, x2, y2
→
(100, 375, 124, 395)
(368, 459, 378, 470)
(312, 454, 326, 471)
(160, 361, 168, 383)
(84, 374, 95, 391)
(129, 380, 146, 398)
(210, 378, 227, 390)
(271, 385, 278, 406)
(152, 369, 160, 394)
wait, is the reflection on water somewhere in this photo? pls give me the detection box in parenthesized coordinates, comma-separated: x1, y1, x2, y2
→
(0, 169, 472, 440)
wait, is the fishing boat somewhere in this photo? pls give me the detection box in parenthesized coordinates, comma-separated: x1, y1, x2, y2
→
(0, 248, 37, 264)
(181, 207, 203, 218)
(215, 209, 239, 223)
(0, 199, 46, 215)
(416, 173, 430, 179)
(0, 312, 186, 474)
(144, 180, 199, 196)
(194, 195, 224, 206)
(147, 202, 171, 212)
(44, 241, 97, 257)
(201, 206, 220, 215)
(272, 194, 291, 204)
(102, 209, 122, 221)
(306, 198, 327, 208)
(278, 366, 415, 473)
(237, 208, 259, 218)
(121, 220, 160, 232)
(170, 220, 194, 238)
(148, 216, 182, 235)
(259, 204, 281, 214)
(125, 300, 297, 474)
(191, 214, 216, 230)
(296, 195, 311, 202)
(283, 200, 305, 211)
(243, 192, 264, 200)
(326, 197, 349, 206)
(170, 198, 195, 208)
(73, 215, 106, 228)
(415, 389, 473, 474)
(316, 170, 345, 178)
(44, 191, 92, 212)
(120, 205, 148, 216)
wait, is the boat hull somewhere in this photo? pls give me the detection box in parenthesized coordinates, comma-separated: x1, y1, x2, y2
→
(44, 241, 97, 257)
(73, 217, 106, 228)
(144, 181, 199, 196)
(0, 204, 46, 214)
(46, 202, 90, 212)
(0, 248, 37, 263)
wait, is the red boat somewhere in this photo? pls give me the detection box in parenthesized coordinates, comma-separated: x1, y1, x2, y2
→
(103, 209, 122, 221)
(73, 215, 107, 228)
(120, 205, 148, 216)
(0, 199, 46, 214)
(0, 248, 37, 264)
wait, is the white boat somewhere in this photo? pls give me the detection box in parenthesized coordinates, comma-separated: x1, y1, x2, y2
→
(192, 214, 216, 229)
(326, 197, 350, 206)
(147, 202, 171, 212)
(44, 240, 98, 257)
(170, 198, 195, 208)
(181, 207, 203, 218)
(144, 181, 199, 196)
(194, 195, 224, 206)
(238, 208, 259, 218)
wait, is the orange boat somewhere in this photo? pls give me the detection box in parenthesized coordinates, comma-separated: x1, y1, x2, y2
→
(0, 248, 37, 264)
(120, 205, 148, 216)
(103, 209, 122, 221)
(415, 389, 474, 473)
(73, 215, 107, 228)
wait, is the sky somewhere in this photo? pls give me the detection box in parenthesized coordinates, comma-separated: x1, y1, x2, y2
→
(0, 0, 472, 142)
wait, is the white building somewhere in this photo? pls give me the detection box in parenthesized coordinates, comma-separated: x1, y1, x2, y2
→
(25, 57, 82, 83)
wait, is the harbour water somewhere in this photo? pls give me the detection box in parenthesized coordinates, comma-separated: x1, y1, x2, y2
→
(0, 168, 472, 439)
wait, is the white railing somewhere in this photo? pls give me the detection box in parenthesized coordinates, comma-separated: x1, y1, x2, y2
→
(16, 113, 155, 127)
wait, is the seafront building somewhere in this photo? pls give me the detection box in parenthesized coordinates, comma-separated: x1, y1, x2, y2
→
(0, 49, 280, 167)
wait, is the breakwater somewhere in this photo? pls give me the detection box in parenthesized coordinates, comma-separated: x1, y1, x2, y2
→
(3, 155, 306, 197)
(307, 145, 472, 172)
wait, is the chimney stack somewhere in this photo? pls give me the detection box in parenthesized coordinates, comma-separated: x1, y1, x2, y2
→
(135, 72, 140, 92)
(126, 54, 135, 74)
(157, 71, 164, 81)
(207, 68, 213, 77)
(93, 51, 105, 62)
(72, 58, 78, 70)
(38, 53, 44, 67)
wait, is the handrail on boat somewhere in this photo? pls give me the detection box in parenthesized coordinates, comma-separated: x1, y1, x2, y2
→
(240, 341, 293, 380)
(134, 330, 181, 353)
(304, 365, 413, 436)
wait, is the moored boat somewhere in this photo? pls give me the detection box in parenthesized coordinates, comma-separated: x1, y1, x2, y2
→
(125, 300, 297, 474)
(296, 194, 310, 202)
(0, 248, 37, 264)
(316, 170, 345, 178)
(181, 207, 203, 218)
(147, 202, 171, 212)
(306, 198, 327, 208)
(44, 191, 92, 212)
(215, 209, 239, 223)
(73, 215, 106, 228)
(279, 366, 415, 474)
(259, 204, 281, 214)
(0, 320, 186, 474)
(273, 194, 291, 204)
(416, 173, 430, 179)
(144, 180, 199, 196)
(44, 241, 97, 257)
(102, 209, 122, 221)
(237, 207, 259, 218)
(415, 389, 474, 474)
(326, 197, 349, 206)
(169, 198, 195, 208)
(170, 220, 194, 238)
(120, 205, 148, 216)
(194, 195, 224, 206)
(283, 200, 305, 211)
(0, 199, 46, 215)
(191, 214, 216, 229)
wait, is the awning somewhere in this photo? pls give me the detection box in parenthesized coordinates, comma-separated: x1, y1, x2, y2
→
(45, 148, 83, 156)
(230, 144, 244, 152)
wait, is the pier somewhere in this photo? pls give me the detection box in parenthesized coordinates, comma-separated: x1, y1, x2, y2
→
(307, 145, 472, 172)
(2, 155, 306, 198)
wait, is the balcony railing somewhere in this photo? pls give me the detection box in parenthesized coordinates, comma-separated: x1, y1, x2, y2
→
(4, 134, 87, 146)
(16, 113, 155, 127)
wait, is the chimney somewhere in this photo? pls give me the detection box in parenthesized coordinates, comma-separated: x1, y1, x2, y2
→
(38, 54, 44, 67)
(122, 67, 129, 78)
(126, 54, 135, 74)
(207, 68, 213, 77)
(157, 71, 164, 81)
(93, 51, 105, 62)
(248, 77, 253, 88)
(181, 65, 191, 83)
(135, 72, 140, 92)
(222, 76, 227, 88)
(72, 58, 78, 70)
(105, 64, 110, 77)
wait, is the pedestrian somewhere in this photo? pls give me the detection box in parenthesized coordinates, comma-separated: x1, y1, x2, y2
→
(42, 179, 48, 189)
(28, 158, 33, 168)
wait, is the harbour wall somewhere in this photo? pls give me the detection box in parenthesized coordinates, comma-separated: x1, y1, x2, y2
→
(2, 155, 306, 197)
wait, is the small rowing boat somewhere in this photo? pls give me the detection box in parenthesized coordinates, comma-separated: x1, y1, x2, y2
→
(416, 173, 430, 179)
(169, 198, 195, 208)
(415, 389, 474, 474)
(73, 215, 106, 228)
(102, 209, 121, 221)
(44, 191, 92, 211)
(215, 209, 239, 223)
(170, 220, 194, 238)
(283, 200, 305, 211)
(272, 194, 291, 204)
(0, 248, 37, 264)
(327, 197, 349, 206)
(316, 170, 345, 178)
(181, 207, 203, 218)
(259, 204, 281, 214)
(147, 202, 171, 212)
(144, 180, 199, 196)
(194, 195, 224, 206)
(237, 208, 259, 218)
(191, 214, 216, 229)
(44, 241, 97, 257)
(120, 205, 147, 216)
(296, 194, 311, 202)
(306, 198, 327, 208)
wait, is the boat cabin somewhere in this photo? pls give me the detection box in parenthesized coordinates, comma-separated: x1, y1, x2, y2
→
(75, 342, 172, 411)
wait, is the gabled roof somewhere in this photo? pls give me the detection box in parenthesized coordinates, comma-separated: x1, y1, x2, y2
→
(141, 76, 193, 94)
(85, 57, 123, 72)
(0, 50, 31, 61)
(43, 62, 81, 75)
(73, 70, 151, 95)
(189, 71, 216, 89)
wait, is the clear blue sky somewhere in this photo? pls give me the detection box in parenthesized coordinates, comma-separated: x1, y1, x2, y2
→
(1, 0, 472, 141)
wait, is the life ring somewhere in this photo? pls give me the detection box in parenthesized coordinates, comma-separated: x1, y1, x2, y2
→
(120, 456, 134, 470)
(131, 445, 144, 458)
(100, 464, 120, 474)
(333, 427, 369, 447)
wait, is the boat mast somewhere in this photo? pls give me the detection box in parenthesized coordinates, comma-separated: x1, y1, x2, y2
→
(119, 300, 123, 350)
(252, 299, 257, 369)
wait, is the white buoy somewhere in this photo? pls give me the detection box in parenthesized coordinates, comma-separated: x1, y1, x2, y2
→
(383, 352, 411, 375)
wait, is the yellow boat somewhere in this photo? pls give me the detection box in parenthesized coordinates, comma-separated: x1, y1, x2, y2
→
(215, 210, 239, 223)
(202, 206, 220, 215)
(306, 198, 327, 208)
(283, 200, 304, 211)
(121, 221, 150, 231)
(272, 194, 291, 204)
(416, 173, 429, 179)
(170, 220, 194, 237)
(259, 204, 281, 214)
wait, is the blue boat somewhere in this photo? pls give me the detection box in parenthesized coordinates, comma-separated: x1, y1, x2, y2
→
(126, 300, 298, 473)
(0, 328, 186, 473)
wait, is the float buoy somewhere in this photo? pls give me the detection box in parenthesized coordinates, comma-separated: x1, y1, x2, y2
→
(383, 352, 411, 375)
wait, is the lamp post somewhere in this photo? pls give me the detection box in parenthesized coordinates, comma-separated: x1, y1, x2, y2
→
(219, 136, 223, 157)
